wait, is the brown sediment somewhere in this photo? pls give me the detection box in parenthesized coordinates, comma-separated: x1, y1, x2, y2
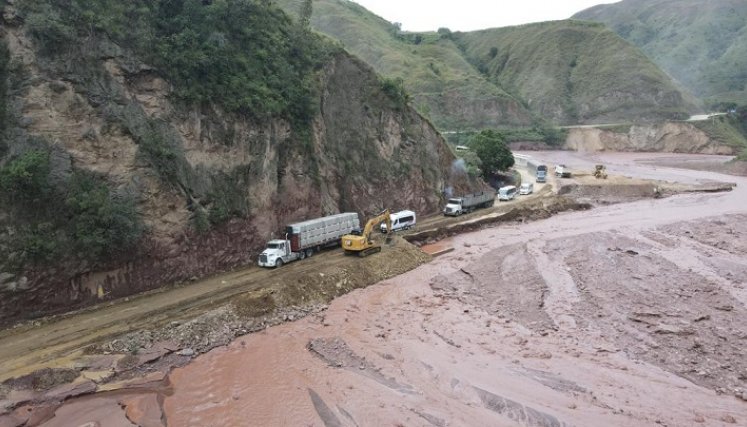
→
(4, 152, 747, 426)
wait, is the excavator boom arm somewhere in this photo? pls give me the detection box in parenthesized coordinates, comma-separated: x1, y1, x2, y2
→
(361, 209, 391, 240)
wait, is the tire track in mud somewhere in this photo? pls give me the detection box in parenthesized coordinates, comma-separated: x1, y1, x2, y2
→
(526, 239, 580, 331)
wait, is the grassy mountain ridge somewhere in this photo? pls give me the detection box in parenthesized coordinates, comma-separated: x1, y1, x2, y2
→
(574, 0, 747, 106)
(454, 20, 700, 124)
(277, 0, 698, 128)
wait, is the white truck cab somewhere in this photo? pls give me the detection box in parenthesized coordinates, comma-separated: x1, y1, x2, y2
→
(443, 198, 464, 216)
(258, 239, 296, 268)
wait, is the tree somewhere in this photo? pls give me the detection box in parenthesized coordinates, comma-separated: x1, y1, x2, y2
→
(470, 130, 514, 177)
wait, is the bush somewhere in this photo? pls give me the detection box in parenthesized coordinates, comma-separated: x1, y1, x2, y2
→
(380, 77, 410, 109)
(0, 150, 51, 205)
(65, 172, 142, 258)
(0, 148, 142, 268)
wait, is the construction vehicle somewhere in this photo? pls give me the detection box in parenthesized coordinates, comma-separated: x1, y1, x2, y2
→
(442, 190, 495, 216)
(341, 210, 392, 257)
(258, 213, 360, 268)
(593, 164, 608, 179)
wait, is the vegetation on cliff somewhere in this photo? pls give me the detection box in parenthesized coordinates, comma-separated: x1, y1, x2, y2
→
(18, 0, 338, 123)
(0, 148, 142, 269)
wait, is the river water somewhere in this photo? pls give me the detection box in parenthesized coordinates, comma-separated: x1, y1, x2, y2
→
(35, 153, 747, 426)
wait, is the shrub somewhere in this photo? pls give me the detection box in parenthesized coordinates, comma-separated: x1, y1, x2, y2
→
(65, 172, 142, 258)
(380, 77, 410, 109)
(0, 150, 51, 205)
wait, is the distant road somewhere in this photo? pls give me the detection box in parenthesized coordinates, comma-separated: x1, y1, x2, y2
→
(441, 113, 727, 135)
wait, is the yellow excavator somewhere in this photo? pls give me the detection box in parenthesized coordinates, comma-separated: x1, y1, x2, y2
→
(341, 209, 392, 257)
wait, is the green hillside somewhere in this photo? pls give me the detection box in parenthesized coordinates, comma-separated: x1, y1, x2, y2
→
(574, 0, 747, 106)
(276, 0, 533, 130)
(454, 21, 700, 124)
(277, 0, 698, 128)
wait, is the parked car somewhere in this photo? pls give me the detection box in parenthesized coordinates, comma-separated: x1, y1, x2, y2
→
(519, 182, 534, 195)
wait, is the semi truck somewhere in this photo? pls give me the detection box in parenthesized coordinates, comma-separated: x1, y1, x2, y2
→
(443, 190, 495, 216)
(258, 212, 360, 268)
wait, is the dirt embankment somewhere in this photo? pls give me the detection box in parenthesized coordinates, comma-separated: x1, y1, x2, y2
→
(565, 122, 738, 154)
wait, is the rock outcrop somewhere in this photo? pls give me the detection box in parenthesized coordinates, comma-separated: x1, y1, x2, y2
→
(565, 122, 739, 154)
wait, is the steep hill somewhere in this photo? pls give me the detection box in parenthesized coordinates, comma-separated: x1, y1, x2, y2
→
(0, 0, 469, 321)
(278, 0, 698, 128)
(574, 0, 747, 106)
(454, 21, 700, 124)
(276, 0, 533, 130)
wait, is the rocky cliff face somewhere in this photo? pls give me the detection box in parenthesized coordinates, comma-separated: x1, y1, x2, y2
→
(0, 5, 469, 323)
(565, 123, 739, 154)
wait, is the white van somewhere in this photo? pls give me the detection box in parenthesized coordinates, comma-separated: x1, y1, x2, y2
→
(380, 210, 416, 233)
(519, 182, 534, 195)
(498, 185, 517, 201)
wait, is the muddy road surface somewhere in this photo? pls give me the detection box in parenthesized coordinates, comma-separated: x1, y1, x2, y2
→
(13, 152, 745, 426)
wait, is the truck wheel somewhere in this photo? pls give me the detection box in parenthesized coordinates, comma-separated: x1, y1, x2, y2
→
(299, 251, 306, 260)
(275, 259, 284, 268)
(306, 248, 314, 258)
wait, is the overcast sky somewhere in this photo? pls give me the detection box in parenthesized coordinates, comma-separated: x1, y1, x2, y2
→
(350, 0, 621, 32)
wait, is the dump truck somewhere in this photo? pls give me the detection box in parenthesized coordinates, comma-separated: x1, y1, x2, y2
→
(258, 212, 360, 268)
(443, 190, 495, 216)
(555, 164, 571, 178)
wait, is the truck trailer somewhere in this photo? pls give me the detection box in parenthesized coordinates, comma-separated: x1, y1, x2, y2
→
(443, 190, 496, 216)
(258, 212, 360, 268)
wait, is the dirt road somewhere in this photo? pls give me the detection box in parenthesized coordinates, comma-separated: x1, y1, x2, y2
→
(0, 249, 361, 383)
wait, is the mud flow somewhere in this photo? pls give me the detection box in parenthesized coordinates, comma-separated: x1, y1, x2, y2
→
(2, 153, 746, 426)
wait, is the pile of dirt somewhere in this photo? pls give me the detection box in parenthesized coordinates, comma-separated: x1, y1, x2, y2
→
(406, 196, 591, 246)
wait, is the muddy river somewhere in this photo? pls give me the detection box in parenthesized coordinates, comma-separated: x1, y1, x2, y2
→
(17, 153, 747, 426)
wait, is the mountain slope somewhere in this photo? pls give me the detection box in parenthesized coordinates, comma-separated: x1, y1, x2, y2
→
(454, 20, 700, 124)
(277, 0, 533, 129)
(0, 0, 469, 321)
(278, 0, 698, 127)
(574, 0, 747, 105)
